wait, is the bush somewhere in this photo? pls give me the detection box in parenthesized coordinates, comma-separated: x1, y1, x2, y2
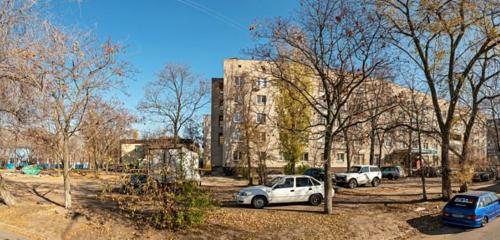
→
(115, 175, 216, 230)
(283, 163, 310, 175)
(155, 180, 215, 229)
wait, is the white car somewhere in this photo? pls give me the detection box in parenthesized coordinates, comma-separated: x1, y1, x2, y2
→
(334, 165, 382, 189)
(235, 175, 332, 209)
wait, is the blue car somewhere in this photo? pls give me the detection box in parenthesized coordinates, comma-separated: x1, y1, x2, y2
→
(442, 191, 500, 227)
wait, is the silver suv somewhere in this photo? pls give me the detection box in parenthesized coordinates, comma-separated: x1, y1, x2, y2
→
(334, 165, 382, 189)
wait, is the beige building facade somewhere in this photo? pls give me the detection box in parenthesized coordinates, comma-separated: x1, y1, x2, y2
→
(211, 59, 487, 173)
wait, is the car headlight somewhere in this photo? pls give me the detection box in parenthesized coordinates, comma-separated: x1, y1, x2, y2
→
(239, 191, 252, 196)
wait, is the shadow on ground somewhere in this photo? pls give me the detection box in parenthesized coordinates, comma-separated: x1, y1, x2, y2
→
(406, 214, 473, 236)
(476, 181, 500, 193)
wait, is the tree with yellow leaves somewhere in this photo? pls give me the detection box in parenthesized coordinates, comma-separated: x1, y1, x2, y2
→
(275, 63, 312, 174)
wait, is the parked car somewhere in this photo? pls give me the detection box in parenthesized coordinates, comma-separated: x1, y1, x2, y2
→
(442, 191, 500, 227)
(334, 165, 382, 189)
(381, 165, 405, 180)
(414, 166, 441, 177)
(235, 175, 331, 209)
(473, 168, 497, 182)
(304, 168, 326, 181)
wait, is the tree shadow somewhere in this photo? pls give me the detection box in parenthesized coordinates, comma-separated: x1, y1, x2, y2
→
(475, 181, 500, 193)
(31, 185, 65, 208)
(334, 197, 443, 205)
(406, 214, 471, 236)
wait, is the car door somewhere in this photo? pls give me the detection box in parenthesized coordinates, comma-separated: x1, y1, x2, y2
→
(294, 177, 314, 202)
(270, 177, 295, 203)
(357, 167, 370, 184)
(486, 194, 499, 219)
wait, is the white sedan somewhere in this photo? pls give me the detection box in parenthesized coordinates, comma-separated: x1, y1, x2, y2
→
(235, 175, 333, 209)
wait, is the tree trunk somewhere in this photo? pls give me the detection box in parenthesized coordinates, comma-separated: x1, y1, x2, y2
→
(441, 136, 452, 200)
(291, 159, 296, 175)
(323, 128, 333, 215)
(0, 174, 16, 206)
(343, 128, 352, 170)
(94, 147, 99, 178)
(246, 152, 253, 186)
(377, 138, 383, 168)
(417, 130, 427, 201)
(369, 130, 375, 165)
(63, 138, 72, 209)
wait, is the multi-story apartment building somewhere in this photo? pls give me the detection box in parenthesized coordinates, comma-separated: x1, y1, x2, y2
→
(211, 58, 487, 173)
(487, 119, 500, 163)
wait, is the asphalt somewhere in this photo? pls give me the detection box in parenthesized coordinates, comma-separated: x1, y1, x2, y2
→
(419, 218, 500, 240)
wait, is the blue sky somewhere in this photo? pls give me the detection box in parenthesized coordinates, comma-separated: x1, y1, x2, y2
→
(50, 0, 298, 131)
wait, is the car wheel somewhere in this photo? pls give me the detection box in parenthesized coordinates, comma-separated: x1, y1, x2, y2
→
(387, 175, 393, 180)
(394, 175, 399, 180)
(371, 177, 380, 187)
(309, 194, 322, 206)
(251, 196, 267, 209)
(348, 179, 357, 189)
(481, 217, 488, 227)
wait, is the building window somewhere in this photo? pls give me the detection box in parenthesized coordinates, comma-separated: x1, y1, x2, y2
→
(233, 151, 242, 161)
(218, 133, 224, 145)
(256, 113, 266, 124)
(257, 95, 267, 105)
(235, 76, 244, 86)
(233, 112, 241, 123)
(257, 78, 268, 88)
(424, 142, 429, 149)
(235, 95, 243, 104)
(302, 152, 309, 161)
(258, 132, 266, 142)
(232, 129, 242, 141)
(336, 153, 345, 162)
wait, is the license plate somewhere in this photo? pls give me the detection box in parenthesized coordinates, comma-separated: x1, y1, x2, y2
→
(452, 214, 464, 218)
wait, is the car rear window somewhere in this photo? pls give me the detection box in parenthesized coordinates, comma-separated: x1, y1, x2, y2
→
(296, 177, 313, 187)
(448, 195, 478, 209)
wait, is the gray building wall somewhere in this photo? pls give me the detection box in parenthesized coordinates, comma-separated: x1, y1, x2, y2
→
(210, 78, 224, 173)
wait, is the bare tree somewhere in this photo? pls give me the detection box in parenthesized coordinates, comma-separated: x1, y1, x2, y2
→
(138, 64, 207, 181)
(252, 0, 389, 214)
(379, 0, 500, 200)
(81, 98, 136, 176)
(139, 64, 208, 139)
(33, 26, 127, 209)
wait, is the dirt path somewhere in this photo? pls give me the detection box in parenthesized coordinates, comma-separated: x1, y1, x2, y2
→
(0, 171, 498, 240)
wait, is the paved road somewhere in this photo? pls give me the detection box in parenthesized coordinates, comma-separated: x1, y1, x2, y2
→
(419, 218, 500, 240)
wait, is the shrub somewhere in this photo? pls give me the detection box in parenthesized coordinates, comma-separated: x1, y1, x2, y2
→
(283, 163, 310, 175)
(114, 174, 216, 230)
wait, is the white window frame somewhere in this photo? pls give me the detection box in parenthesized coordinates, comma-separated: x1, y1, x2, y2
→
(235, 76, 244, 86)
(336, 153, 345, 162)
(233, 112, 241, 123)
(256, 113, 266, 124)
(257, 95, 267, 105)
(257, 78, 267, 88)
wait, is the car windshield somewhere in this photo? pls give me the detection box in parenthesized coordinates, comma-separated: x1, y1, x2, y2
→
(347, 166, 361, 173)
(265, 177, 283, 187)
(448, 195, 478, 209)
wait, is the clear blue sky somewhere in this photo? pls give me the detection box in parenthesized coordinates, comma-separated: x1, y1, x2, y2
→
(50, 0, 298, 130)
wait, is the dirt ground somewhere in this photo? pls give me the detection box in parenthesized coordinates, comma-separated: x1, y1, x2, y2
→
(0, 169, 498, 240)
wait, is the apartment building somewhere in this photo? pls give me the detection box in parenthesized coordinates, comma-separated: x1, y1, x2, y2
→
(487, 119, 500, 163)
(211, 58, 487, 173)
